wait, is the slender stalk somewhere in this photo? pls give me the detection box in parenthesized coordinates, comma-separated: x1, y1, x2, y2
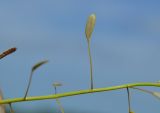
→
(0, 82, 160, 104)
(53, 84, 65, 113)
(24, 71, 33, 99)
(126, 87, 131, 113)
(131, 87, 153, 94)
(9, 103, 14, 113)
(87, 41, 93, 89)
(54, 86, 57, 94)
(24, 60, 48, 99)
(56, 99, 65, 113)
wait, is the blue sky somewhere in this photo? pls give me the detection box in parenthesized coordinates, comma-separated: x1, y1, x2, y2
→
(0, 1, 160, 113)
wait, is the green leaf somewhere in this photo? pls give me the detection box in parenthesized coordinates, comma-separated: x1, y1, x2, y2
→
(32, 60, 48, 72)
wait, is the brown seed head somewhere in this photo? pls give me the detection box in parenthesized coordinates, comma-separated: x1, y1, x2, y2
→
(0, 47, 17, 59)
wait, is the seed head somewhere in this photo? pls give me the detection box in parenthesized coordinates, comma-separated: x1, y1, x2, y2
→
(53, 82, 62, 87)
(85, 14, 96, 41)
(0, 47, 17, 59)
(32, 60, 48, 72)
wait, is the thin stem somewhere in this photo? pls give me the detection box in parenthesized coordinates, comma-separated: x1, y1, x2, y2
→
(131, 87, 153, 94)
(53, 86, 64, 113)
(24, 71, 33, 99)
(127, 87, 131, 113)
(87, 40, 93, 89)
(9, 103, 14, 113)
(56, 99, 65, 113)
(54, 87, 57, 94)
(0, 82, 160, 104)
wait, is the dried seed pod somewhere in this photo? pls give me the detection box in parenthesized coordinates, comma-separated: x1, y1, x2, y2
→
(85, 14, 96, 41)
(0, 47, 16, 59)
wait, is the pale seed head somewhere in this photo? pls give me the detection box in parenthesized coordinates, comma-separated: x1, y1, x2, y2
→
(53, 82, 62, 87)
(85, 14, 96, 41)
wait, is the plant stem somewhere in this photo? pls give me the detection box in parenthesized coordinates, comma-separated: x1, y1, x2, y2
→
(54, 86, 57, 94)
(56, 99, 65, 113)
(9, 103, 14, 113)
(0, 82, 160, 104)
(126, 87, 131, 113)
(24, 71, 33, 99)
(131, 87, 153, 94)
(87, 41, 93, 89)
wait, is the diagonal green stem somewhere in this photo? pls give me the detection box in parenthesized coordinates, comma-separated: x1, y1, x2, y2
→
(0, 82, 160, 105)
(87, 40, 93, 89)
(131, 87, 153, 94)
(56, 99, 65, 113)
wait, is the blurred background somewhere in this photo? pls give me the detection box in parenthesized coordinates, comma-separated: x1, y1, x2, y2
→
(0, 1, 160, 113)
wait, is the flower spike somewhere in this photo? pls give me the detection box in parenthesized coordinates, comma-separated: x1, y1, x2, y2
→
(85, 14, 96, 42)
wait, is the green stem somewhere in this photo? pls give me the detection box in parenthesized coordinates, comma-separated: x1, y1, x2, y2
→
(131, 87, 153, 94)
(0, 82, 160, 104)
(56, 99, 65, 113)
(24, 71, 33, 99)
(54, 86, 57, 94)
(126, 87, 131, 113)
(9, 103, 14, 113)
(87, 40, 93, 89)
